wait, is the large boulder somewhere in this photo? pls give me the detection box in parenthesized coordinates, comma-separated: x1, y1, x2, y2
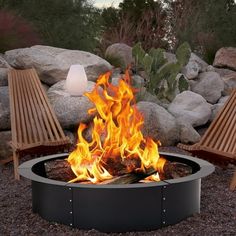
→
(0, 68, 8, 86)
(189, 53, 208, 72)
(177, 119, 201, 144)
(210, 96, 229, 121)
(214, 68, 236, 95)
(137, 101, 179, 146)
(213, 47, 236, 71)
(105, 43, 133, 69)
(0, 86, 10, 130)
(0, 130, 12, 163)
(0, 55, 11, 68)
(0, 55, 11, 86)
(4, 45, 112, 85)
(190, 71, 224, 104)
(182, 60, 201, 79)
(168, 91, 212, 127)
(47, 80, 96, 130)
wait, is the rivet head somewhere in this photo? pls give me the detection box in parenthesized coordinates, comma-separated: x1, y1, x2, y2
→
(70, 223, 72, 226)
(163, 209, 166, 212)
(163, 221, 166, 224)
(163, 197, 166, 200)
(70, 211, 72, 214)
(69, 188, 72, 190)
(69, 199, 72, 202)
(164, 186, 167, 189)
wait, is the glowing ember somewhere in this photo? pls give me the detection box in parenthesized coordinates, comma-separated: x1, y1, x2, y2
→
(67, 70, 165, 183)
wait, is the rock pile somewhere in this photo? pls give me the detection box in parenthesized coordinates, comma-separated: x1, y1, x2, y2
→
(1, 45, 236, 162)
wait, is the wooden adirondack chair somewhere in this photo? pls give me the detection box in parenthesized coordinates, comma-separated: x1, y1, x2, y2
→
(178, 89, 236, 190)
(8, 68, 71, 179)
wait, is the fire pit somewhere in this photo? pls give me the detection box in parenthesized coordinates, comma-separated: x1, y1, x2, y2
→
(18, 70, 214, 232)
(19, 152, 214, 232)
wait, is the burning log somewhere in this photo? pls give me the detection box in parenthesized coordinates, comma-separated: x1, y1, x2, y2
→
(100, 161, 192, 185)
(44, 159, 76, 181)
(44, 159, 192, 184)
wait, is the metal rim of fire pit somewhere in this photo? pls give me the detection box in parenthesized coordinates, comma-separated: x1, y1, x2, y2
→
(19, 152, 214, 232)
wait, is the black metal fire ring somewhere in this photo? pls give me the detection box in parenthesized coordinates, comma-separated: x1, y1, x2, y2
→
(19, 152, 214, 232)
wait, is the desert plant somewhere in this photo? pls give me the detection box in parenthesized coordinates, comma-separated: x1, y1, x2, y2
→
(132, 42, 191, 102)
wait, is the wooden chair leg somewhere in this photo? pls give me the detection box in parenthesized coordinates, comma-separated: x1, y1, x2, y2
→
(13, 151, 20, 180)
(230, 169, 236, 191)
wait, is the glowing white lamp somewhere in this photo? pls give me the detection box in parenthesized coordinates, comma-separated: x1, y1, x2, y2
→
(65, 64, 88, 96)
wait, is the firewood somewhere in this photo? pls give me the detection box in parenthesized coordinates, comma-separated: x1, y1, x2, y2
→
(44, 159, 76, 181)
(102, 155, 141, 176)
(100, 161, 192, 185)
(161, 161, 192, 180)
(99, 167, 156, 185)
(44, 159, 192, 184)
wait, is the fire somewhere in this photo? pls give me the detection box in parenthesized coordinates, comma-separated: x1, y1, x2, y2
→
(67, 70, 165, 183)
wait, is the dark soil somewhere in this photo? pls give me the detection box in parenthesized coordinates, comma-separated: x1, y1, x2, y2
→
(0, 149, 236, 236)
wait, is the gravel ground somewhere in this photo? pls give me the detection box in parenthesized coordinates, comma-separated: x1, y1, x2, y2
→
(0, 150, 236, 236)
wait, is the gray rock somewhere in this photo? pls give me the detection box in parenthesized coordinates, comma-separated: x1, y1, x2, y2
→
(4, 45, 112, 85)
(168, 91, 212, 127)
(190, 72, 224, 104)
(182, 60, 201, 79)
(47, 80, 97, 130)
(137, 101, 179, 146)
(189, 53, 208, 72)
(210, 96, 229, 121)
(131, 74, 145, 88)
(206, 65, 215, 72)
(0, 55, 11, 68)
(112, 74, 144, 89)
(105, 43, 133, 69)
(0, 130, 12, 163)
(214, 67, 235, 77)
(213, 47, 236, 71)
(0, 68, 8, 86)
(164, 52, 177, 64)
(222, 73, 236, 95)
(42, 83, 50, 93)
(177, 119, 201, 144)
(64, 130, 76, 146)
(0, 87, 10, 130)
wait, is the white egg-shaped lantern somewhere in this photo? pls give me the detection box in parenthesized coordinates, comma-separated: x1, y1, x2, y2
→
(65, 64, 88, 96)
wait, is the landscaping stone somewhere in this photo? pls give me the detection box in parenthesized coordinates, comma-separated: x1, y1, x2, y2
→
(63, 130, 76, 146)
(0, 55, 11, 68)
(105, 43, 133, 69)
(4, 45, 112, 85)
(0, 86, 10, 131)
(137, 101, 179, 146)
(206, 65, 215, 72)
(47, 80, 96, 130)
(112, 74, 145, 89)
(0, 130, 12, 163)
(189, 53, 208, 72)
(190, 72, 224, 104)
(222, 73, 236, 95)
(210, 96, 229, 121)
(214, 68, 236, 94)
(168, 91, 212, 127)
(0, 68, 8, 86)
(213, 47, 236, 71)
(177, 119, 201, 144)
(164, 52, 177, 64)
(182, 60, 201, 79)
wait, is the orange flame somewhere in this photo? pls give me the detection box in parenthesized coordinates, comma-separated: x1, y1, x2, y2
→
(67, 70, 165, 183)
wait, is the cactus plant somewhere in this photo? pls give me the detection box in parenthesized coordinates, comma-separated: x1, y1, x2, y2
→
(132, 42, 191, 102)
